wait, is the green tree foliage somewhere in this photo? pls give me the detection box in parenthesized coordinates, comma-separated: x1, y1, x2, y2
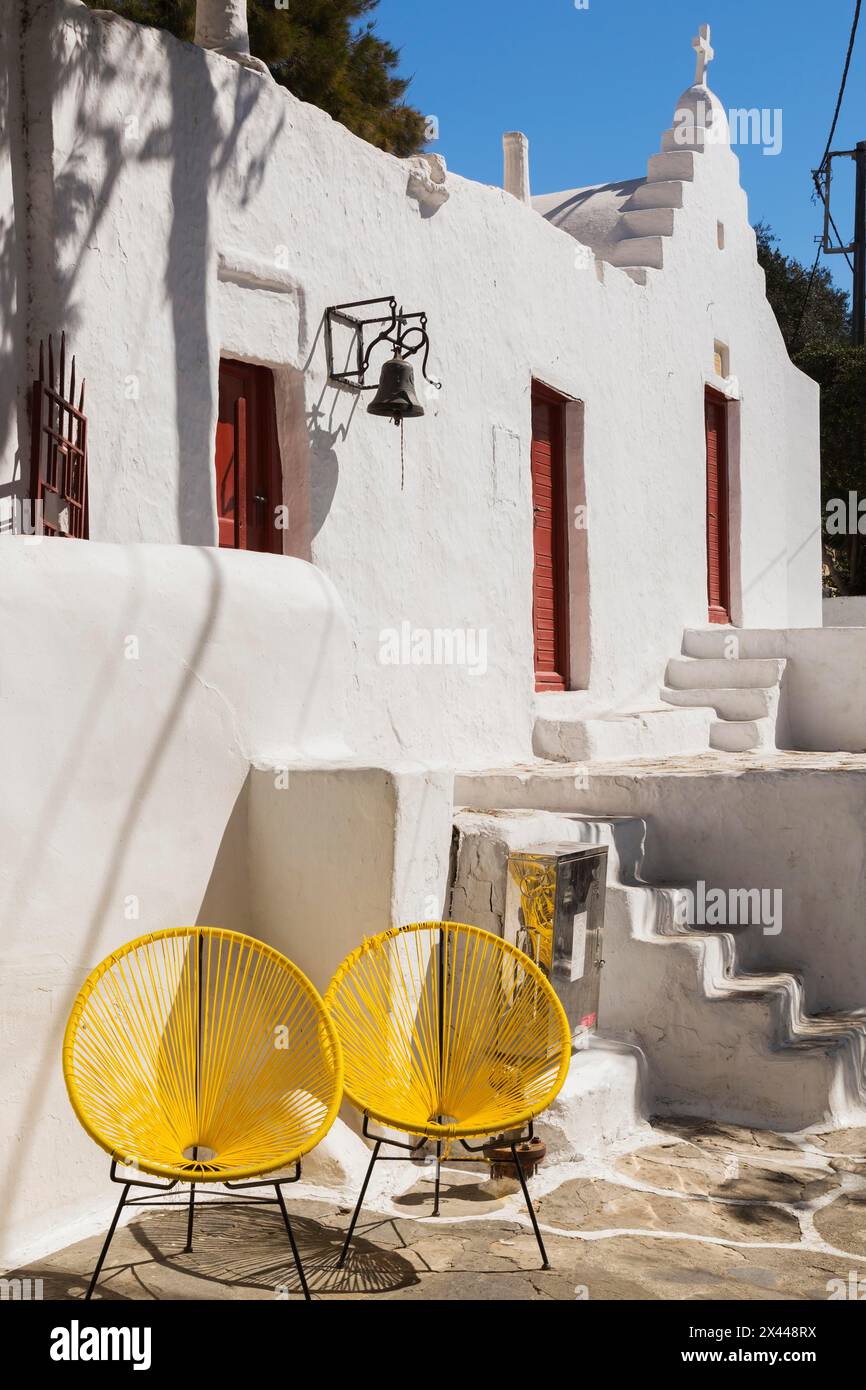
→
(82, 0, 426, 156)
(797, 343, 866, 595)
(754, 222, 850, 353)
(756, 223, 866, 595)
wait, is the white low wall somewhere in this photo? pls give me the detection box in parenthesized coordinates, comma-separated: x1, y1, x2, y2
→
(823, 596, 866, 627)
(1, 0, 823, 764)
(782, 629, 866, 752)
(724, 628, 866, 752)
(0, 537, 355, 1266)
(248, 761, 454, 994)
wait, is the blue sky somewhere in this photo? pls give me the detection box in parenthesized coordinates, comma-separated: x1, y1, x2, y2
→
(375, 0, 865, 295)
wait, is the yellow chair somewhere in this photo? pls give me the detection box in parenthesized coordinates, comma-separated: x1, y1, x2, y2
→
(325, 920, 571, 1269)
(64, 927, 343, 1300)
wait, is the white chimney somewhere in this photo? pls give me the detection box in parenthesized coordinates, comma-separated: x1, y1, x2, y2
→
(194, 0, 271, 74)
(503, 131, 531, 204)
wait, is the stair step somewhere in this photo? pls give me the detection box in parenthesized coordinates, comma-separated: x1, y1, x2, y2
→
(710, 718, 776, 753)
(608, 235, 665, 270)
(624, 180, 685, 211)
(682, 627, 786, 660)
(661, 126, 707, 154)
(661, 684, 778, 721)
(619, 208, 676, 238)
(647, 150, 696, 183)
(533, 703, 712, 762)
(666, 656, 785, 690)
(452, 808, 866, 1130)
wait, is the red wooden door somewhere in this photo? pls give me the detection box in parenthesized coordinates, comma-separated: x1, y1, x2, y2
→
(705, 389, 730, 624)
(215, 360, 282, 553)
(531, 386, 569, 691)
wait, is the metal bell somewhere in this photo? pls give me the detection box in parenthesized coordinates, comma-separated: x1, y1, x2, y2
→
(367, 355, 425, 422)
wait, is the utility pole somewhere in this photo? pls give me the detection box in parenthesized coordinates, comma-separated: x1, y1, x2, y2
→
(816, 141, 866, 343)
(853, 140, 866, 346)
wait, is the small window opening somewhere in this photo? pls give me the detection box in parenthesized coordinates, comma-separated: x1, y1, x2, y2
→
(713, 341, 730, 378)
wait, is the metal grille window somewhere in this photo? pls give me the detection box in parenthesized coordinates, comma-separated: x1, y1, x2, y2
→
(29, 333, 88, 538)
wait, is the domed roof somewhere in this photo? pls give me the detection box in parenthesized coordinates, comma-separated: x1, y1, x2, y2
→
(671, 81, 730, 149)
(532, 179, 645, 257)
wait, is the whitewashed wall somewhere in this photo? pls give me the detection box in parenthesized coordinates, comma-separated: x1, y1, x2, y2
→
(0, 0, 831, 1264)
(0, 537, 351, 1265)
(2, 0, 821, 768)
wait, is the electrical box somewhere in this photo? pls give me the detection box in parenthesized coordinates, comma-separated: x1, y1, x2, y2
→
(504, 844, 608, 1049)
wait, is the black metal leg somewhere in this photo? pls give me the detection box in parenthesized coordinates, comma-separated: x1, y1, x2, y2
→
(275, 1185, 311, 1301)
(338, 1139, 381, 1268)
(184, 1182, 196, 1253)
(511, 1144, 550, 1270)
(432, 1139, 442, 1217)
(85, 1182, 131, 1300)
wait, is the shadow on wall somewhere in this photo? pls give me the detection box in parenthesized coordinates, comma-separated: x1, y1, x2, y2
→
(0, 545, 226, 1232)
(3, 4, 285, 540)
(197, 772, 251, 934)
(292, 314, 364, 549)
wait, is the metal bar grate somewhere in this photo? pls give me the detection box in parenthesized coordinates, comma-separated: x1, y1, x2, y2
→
(29, 332, 89, 538)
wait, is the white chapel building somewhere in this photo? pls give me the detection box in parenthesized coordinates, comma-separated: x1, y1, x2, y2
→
(2, 0, 866, 1266)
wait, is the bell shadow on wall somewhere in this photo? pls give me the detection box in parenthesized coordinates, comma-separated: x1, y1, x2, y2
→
(305, 399, 351, 543)
(284, 314, 365, 551)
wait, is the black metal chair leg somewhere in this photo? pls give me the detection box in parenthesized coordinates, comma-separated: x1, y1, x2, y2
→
(85, 1182, 131, 1300)
(511, 1144, 550, 1269)
(184, 1182, 196, 1253)
(432, 1140, 442, 1217)
(275, 1186, 311, 1301)
(338, 1139, 381, 1268)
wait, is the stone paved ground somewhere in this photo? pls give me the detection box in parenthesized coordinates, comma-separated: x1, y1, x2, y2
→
(10, 1118, 866, 1300)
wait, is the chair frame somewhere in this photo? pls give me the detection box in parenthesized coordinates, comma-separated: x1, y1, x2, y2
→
(338, 1114, 551, 1269)
(327, 921, 571, 1271)
(85, 1158, 312, 1301)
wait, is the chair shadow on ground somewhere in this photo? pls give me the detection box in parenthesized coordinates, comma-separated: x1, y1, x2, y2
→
(13, 1202, 419, 1302)
(393, 1177, 505, 1210)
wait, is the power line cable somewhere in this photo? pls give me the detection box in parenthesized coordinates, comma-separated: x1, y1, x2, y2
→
(818, 0, 862, 175)
(793, 0, 862, 343)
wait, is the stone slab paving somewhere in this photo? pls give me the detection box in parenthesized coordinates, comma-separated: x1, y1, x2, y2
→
(9, 1118, 866, 1301)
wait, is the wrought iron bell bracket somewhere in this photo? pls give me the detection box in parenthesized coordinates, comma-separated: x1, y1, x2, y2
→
(325, 295, 441, 393)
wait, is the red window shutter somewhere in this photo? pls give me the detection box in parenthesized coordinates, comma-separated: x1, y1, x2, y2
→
(705, 392, 730, 624)
(531, 389, 569, 691)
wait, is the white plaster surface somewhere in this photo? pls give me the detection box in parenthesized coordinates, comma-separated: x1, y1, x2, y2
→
(451, 804, 866, 1132)
(456, 759, 866, 1019)
(0, 0, 848, 1267)
(1, 0, 822, 761)
(0, 537, 352, 1266)
(681, 626, 866, 752)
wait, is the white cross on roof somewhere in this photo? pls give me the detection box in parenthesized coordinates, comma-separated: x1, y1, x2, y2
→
(692, 24, 715, 85)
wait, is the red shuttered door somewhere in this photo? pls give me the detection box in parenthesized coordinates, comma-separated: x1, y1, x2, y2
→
(705, 389, 731, 624)
(531, 386, 570, 691)
(215, 359, 283, 553)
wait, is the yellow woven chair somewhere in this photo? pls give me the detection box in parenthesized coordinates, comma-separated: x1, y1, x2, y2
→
(64, 927, 343, 1301)
(325, 920, 571, 1269)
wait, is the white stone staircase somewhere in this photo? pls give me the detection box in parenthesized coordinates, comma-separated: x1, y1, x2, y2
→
(609, 150, 696, 283)
(604, 81, 727, 285)
(533, 697, 714, 763)
(451, 807, 866, 1133)
(661, 628, 786, 752)
(608, 126, 713, 283)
